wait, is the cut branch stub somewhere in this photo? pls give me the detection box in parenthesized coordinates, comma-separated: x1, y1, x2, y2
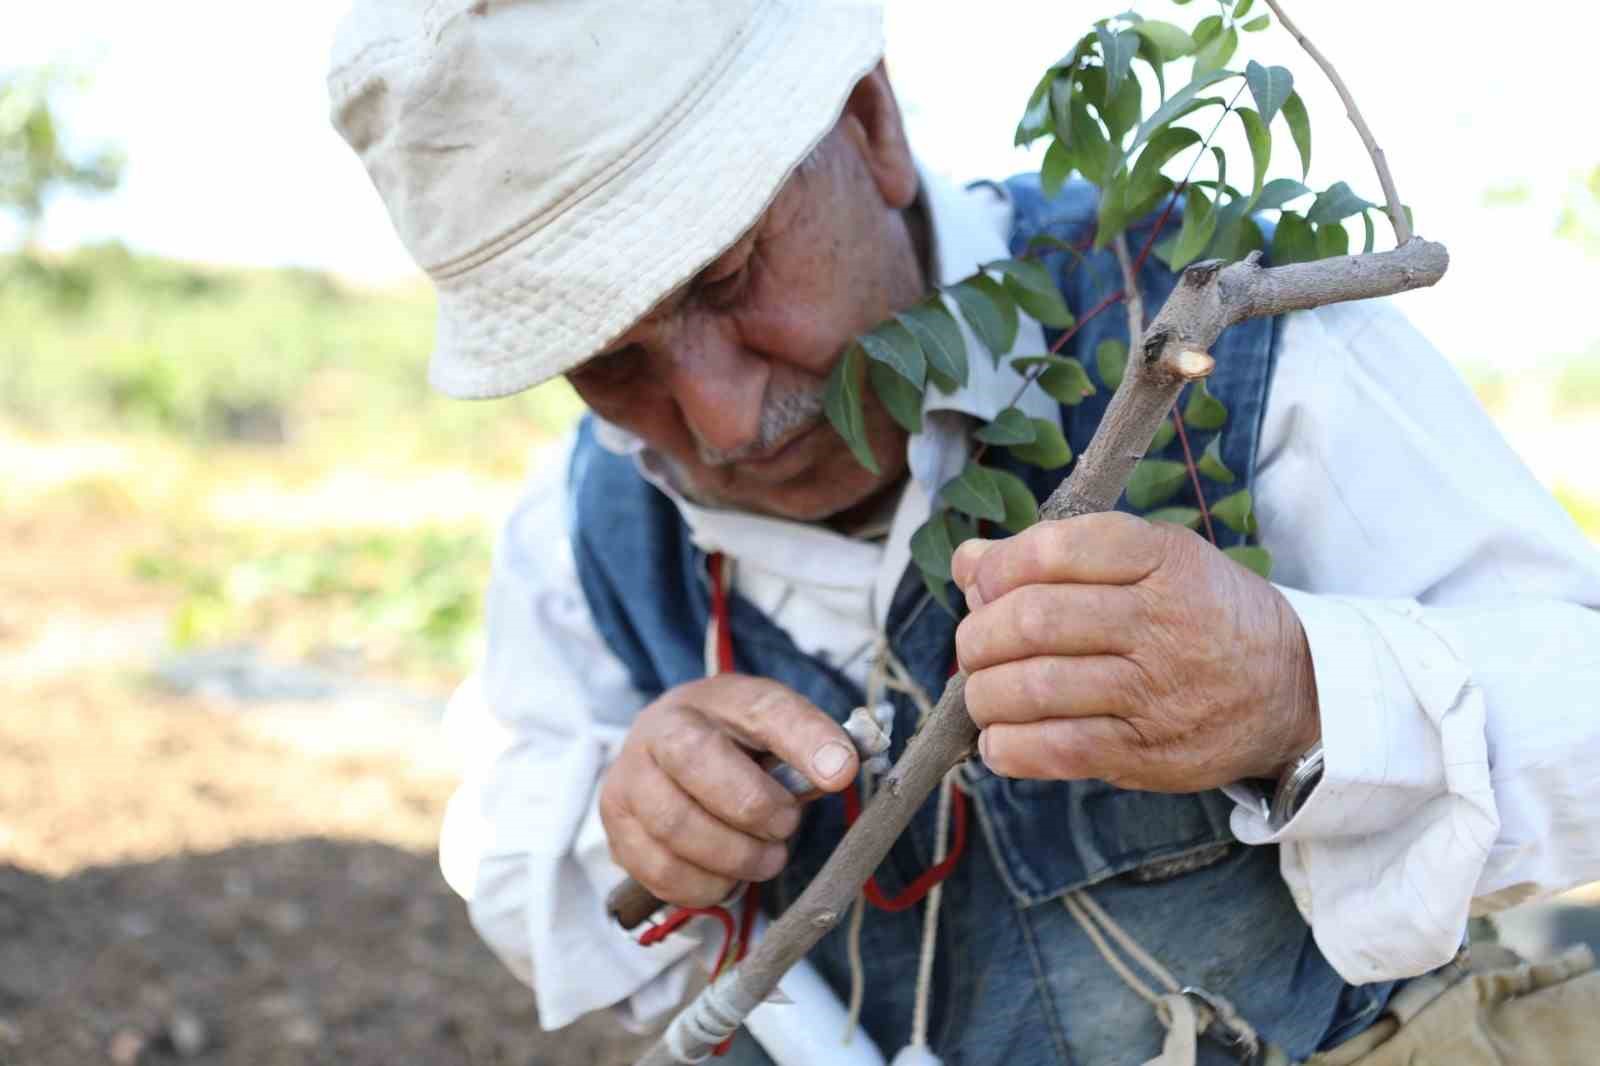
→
(632, 236, 1450, 1066)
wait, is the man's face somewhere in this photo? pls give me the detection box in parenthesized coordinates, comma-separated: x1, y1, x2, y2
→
(565, 73, 926, 523)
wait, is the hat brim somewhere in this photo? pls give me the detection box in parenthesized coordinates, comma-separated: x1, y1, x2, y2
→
(425, 4, 886, 400)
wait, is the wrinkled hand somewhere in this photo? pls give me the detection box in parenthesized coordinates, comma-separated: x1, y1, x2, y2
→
(952, 512, 1320, 792)
(599, 675, 859, 908)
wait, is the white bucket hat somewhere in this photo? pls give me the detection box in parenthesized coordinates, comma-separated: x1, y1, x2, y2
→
(328, 0, 886, 400)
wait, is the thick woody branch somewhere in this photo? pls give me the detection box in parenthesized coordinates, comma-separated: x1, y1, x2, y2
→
(1261, 0, 1411, 244)
(635, 238, 1448, 1066)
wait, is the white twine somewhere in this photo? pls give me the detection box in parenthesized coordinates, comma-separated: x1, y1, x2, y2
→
(664, 972, 752, 1064)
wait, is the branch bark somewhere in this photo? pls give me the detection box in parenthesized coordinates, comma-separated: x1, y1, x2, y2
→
(633, 236, 1447, 1066)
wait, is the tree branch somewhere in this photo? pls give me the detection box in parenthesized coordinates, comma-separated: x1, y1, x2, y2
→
(633, 236, 1447, 1066)
(1113, 234, 1144, 354)
(1260, 0, 1412, 244)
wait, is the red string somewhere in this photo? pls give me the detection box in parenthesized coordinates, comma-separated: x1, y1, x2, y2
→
(841, 778, 968, 912)
(707, 553, 735, 674)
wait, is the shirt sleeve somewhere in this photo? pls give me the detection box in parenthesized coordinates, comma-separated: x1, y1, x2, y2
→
(1234, 298, 1600, 985)
(436, 436, 719, 1031)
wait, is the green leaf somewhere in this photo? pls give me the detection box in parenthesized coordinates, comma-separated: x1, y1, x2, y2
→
(1271, 209, 1316, 265)
(1210, 488, 1257, 535)
(1015, 39, 1091, 146)
(910, 511, 957, 582)
(857, 319, 925, 388)
(949, 276, 1018, 362)
(1097, 25, 1139, 97)
(1094, 170, 1138, 251)
(1042, 138, 1073, 199)
(1011, 354, 1097, 406)
(1210, 146, 1228, 204)
(1193, 25, 1237, 75)
(1361, 209, 1376, 254)
(974, 406, 1038, 446)
(1127, 459, 1188, 509)
(1183, 380, 1228, 430)
(1166, 186, 1218, 271)
(1132, 20, 1195, 61)
(1010, 418, 1073, 470)
(1315, 219, 1350, 259)
(940, 462, 1007, 523)
(1254, 177, 1311, 213)
(1224, 545, 1273, 578)
(1241, 14, 1271, 31)
(990, 467, 1040, 533)
(1128, 69, 1237, 156)
(1207, 206, 1265, 261)
(1197, 435, 1236, 483)
(868, 359, 923, 433)
(1150, 418, 1176, 452)
(1307, 181, 1376, 225)
(1192, 14, 1223, 48)
(1015, 75, 1055, 147)
(1244, 62, 1292, 126)
(1135, 33, 1168, 103)
(823, 346, 878, 475)
(1129, 126, 1201, 207)
(1068, 94, 1114, 185)
(1099, 66, 1144, 147)
(897, 300, 968, 393)
(1096, 338, 1128, 391)
(1280, 91, 1311, 179)
(1235, 107, 1270, 197)
(1039, 358, 1097, 406)
(1234, 0, 1256, 17)
(986, 258, 1075, 329)
(1146, 506, 1203, 529)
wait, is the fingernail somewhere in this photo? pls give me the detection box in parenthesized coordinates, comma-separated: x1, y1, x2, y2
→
(964, 583, 985, 611)
(978, 729, 991, 766)
(812, 741, 850, 780)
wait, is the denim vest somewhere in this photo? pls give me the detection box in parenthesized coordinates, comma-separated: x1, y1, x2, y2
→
(568, 176, 1392, 1065)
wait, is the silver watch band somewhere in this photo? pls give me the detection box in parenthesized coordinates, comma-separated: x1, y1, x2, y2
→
(1268, 740, 1324, 832)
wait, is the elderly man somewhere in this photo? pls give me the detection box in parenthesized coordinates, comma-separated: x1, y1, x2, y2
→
(329, 2, 1600, 1063)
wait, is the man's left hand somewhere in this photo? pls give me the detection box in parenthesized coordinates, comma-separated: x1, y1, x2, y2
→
(952, 512, 1320, 793)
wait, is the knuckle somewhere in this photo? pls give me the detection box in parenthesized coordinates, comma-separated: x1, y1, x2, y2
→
(633, 847, 677, 895)
(1022, 659, 1061, 716)
(654, 718, 711, 774)
(648, 789, 692, 838)
(725, 784, 777, 834)
(1012, 586, 1058, 653)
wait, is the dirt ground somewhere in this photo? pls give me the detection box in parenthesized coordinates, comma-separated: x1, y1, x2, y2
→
(0, 492, 646, 1065)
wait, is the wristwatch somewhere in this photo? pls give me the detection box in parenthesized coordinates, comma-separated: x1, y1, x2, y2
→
(1267, 740, 1324, 832)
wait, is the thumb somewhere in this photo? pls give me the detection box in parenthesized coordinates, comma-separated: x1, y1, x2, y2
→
(951, 538, 997, 607)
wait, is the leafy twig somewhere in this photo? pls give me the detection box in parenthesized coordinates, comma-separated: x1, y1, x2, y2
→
(1260, 0, 1412, 243)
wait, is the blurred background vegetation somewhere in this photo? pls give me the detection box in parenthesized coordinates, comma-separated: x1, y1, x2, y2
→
(2, 53, 1597, 693)
(2, 63, 584, 684)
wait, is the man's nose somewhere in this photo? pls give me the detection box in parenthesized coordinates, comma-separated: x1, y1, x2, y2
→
(662, 330, 769, 461)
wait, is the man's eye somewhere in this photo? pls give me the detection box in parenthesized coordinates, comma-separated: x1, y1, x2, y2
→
(698, 263, 749, 310)
(570, 347, 643, 388)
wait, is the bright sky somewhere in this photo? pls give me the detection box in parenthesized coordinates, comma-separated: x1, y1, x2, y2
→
(5, 1, 1598, 369)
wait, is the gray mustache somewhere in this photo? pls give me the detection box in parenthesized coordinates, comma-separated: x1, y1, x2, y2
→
(694, 386, 827, 466)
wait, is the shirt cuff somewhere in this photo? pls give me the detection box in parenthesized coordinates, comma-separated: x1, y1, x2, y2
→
(1228, 587, 1459, 845)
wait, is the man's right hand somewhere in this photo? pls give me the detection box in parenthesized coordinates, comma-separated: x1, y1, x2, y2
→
(599, 674, 859, 908)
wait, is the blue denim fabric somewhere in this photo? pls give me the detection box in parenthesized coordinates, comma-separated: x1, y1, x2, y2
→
(567, 177, 1394, 1064)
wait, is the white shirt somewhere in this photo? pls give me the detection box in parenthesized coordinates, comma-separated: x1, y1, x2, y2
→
(437, 171, 1600, 1036)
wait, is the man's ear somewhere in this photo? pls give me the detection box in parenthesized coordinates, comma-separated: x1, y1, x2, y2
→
(838, 62, 918, 211)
